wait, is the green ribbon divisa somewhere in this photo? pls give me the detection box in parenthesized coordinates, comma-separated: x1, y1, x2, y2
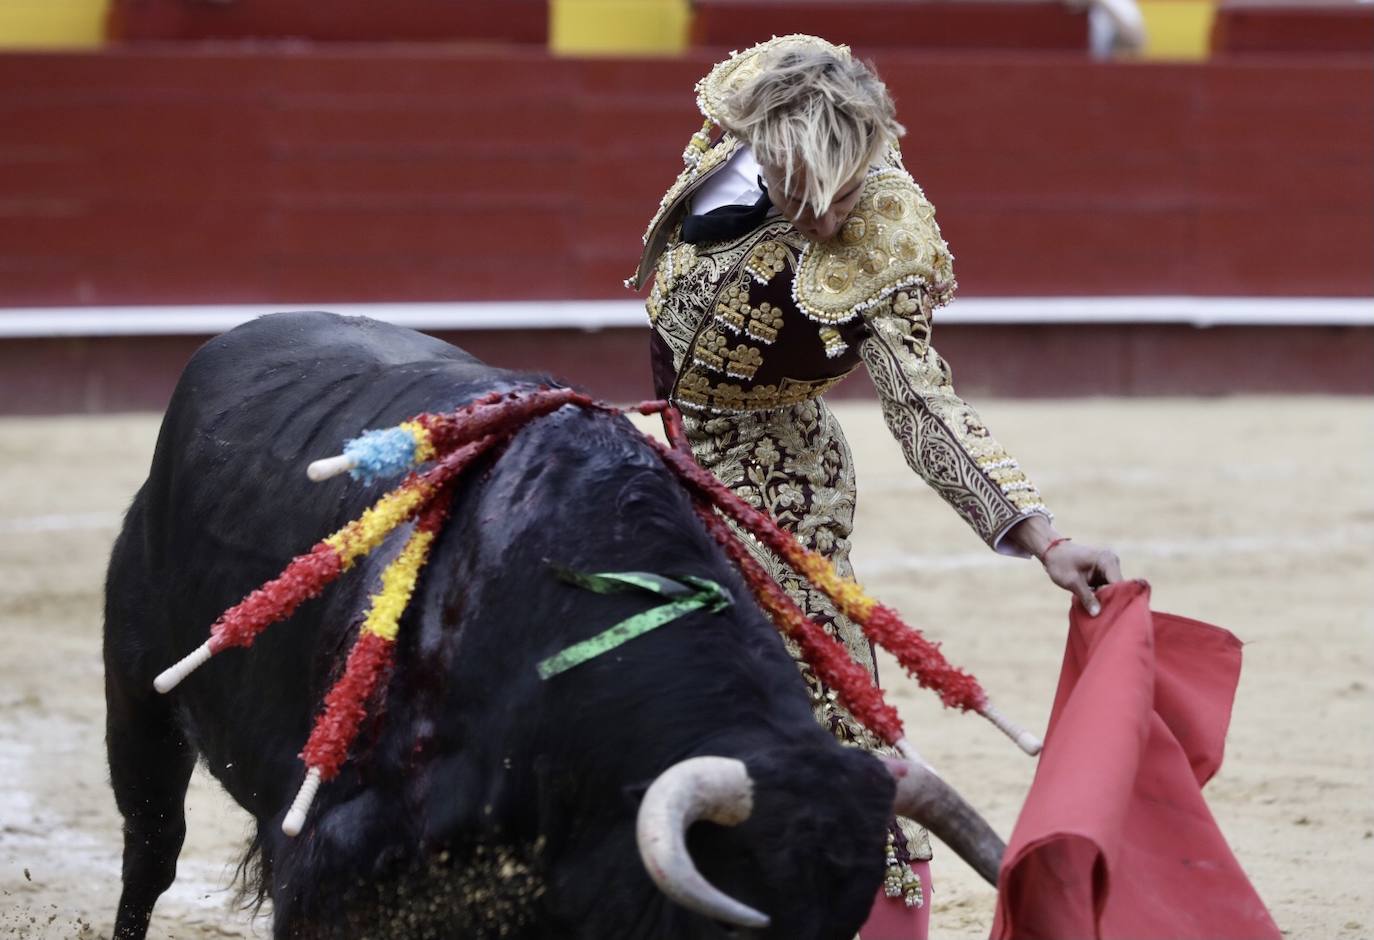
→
(536, 569, 733, 680)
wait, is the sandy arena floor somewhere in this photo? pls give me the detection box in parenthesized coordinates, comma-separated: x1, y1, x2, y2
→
(1, 397, 1371, 939)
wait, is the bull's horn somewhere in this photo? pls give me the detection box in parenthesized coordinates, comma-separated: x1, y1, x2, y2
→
(635, 756, 770, 929)
(885, 757, 1006, 887)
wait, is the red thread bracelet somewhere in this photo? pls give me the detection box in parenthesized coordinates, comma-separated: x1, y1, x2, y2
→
(1039, 536, 1072, 563)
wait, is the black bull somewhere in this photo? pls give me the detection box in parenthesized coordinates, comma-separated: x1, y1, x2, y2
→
(104, 312, 988, 939)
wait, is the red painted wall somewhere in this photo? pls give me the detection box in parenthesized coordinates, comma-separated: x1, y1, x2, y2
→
(0, 48, 1369, 309)
(1213, 3, 1374, 55)
(691, 1, 1088, 50)
(107, 0, 548, 44)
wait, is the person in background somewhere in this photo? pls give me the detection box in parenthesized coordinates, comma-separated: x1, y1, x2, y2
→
(628, 34, 1124, 939)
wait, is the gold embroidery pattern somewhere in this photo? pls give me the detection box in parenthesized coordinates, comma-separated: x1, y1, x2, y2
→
(693, 327, 730, 371)
(713, 276, 786, 345)
(682, 116, 714, 164)
(793, 169, 955, 325)
(683, 400, 933, 869)
(746, 239, 790, 284)
(630, 135, 743, 289)
(818, 326, 848, 359)
(643, 136, 738, 249)
(713, 280, 750, 333)
(859, 306, 1050, 544)
(648, 242, 701, 327)
(691, 327, 766, 382)
(744, 301, 784, 344)
(725, 343, 763, 380)
(658, 221, 858, 414)
(716, 237, 799, 344)
(650, 229, 747, 372)
(675, 372, 847, 414)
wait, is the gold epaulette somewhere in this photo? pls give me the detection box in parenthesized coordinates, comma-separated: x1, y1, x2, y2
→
(792, 169, 956, 325)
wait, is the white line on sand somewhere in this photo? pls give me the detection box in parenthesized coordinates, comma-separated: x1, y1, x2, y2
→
(5, 511, 1369, 572)
(1, 296, 1370, 338)
(0, 511, 122, 533)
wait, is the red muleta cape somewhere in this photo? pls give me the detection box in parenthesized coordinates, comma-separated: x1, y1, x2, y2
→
(991, 580, 1281, 940)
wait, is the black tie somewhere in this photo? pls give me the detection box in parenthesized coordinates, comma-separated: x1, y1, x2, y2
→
(679, 183, 773, 245)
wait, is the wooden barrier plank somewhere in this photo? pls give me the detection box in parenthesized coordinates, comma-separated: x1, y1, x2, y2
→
(0, 97, 266, 152)
(0, 50, 273, 92)
(106, 0, 549, 44)
(0, 156, 269, 202)
(268, 153, 572, 203)
(1196, 154, 1371, 209)
(270, 201, 570, 253)
(1196, 62, 1372, 151)
(691, 1, 1087, 51)
(1212, 1, 1374, 55)
(913, 150, 1195, 208)
(0, 261, 283, 307)
(267, 261, 581, 304)
(1196, 210, 1374, 296)
(0, 199, 266, 257)
(942, 209, 1196, 296)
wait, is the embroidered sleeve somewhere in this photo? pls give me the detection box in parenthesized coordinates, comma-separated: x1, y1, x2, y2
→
(858, 296, 1051, 551)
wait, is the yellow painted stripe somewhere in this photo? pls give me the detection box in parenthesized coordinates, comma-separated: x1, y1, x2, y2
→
(550, 0, 689, 55)
(1139, 0, 1217, 61)
(0, 0, 109, 49)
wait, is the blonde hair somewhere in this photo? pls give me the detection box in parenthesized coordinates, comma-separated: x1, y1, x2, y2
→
(721, 48, 905, 214)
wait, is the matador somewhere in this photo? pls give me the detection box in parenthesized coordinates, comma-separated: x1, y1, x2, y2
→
(628, 35, 1123, 938)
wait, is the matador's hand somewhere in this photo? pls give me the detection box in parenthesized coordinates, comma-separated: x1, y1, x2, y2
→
(1005, 515, 1124, 616)
(1039, 539, 1123, 616)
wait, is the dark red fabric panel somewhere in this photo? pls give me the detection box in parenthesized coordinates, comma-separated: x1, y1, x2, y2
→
(1213, 2, 1374, 55)
(692, 1, 1087, 51)
(106, 0, 548, 44)
(991, 582, 1282, 940)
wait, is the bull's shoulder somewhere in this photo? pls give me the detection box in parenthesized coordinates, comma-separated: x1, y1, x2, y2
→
(139, 312, 563, 593)
(148, 312, 554, 528)
(172, 312, 547, 426)
(189, 311, 476, 378)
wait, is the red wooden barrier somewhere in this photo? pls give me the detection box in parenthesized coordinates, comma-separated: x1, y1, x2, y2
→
(0, 49, 1369, 308)
(692, 0, 1088, 51)
(106, 0, 548, 44)
(1212, 1, 1374, 55)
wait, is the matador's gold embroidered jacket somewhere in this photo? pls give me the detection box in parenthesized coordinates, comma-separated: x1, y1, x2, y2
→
(629, 37, 1050, 894)
(629, 37, 1050, 547)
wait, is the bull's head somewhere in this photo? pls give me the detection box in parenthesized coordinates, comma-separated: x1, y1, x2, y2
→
(636, 754, 1004, 929)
